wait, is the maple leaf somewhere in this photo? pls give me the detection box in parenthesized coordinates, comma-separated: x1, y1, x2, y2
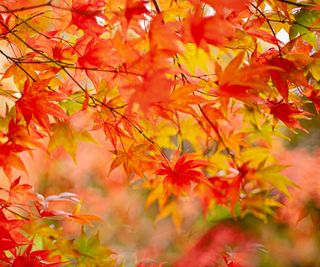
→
(0, 0, 319, 263)
(244, 18, 281, 45)
(51, 42, 77, 63)
(268, 100, 310, 131)
(70, 0, 106, 36)
(202, 0, 250, 12)
(12, 245, 62, 267)
(78, 38, 121, 69)
(74, 231, 115, 266)
(5, 120, 44, 150)
(252, 49, 309, 101)
(0, 225, 19, 252)
(92, 97, 131, 148)
(208, 175, 243, 212)
(0, 142, 28, 177)
(0, 14, 10, 36)
(1, 52, 59, 92)
(149, 14, 182, 56)
(48, 117, 95, 162)
(154, 84, 206, 119)
(124, 0, 148, 23)
(7, 176, 35, 203)
(127, 69, 173, 112)
(156, 152, 210, 191)
(15, 79, 67, 131)
(196, 163, 257, 215)
(183, 8, 234, 49)
(109, 143, 156, 179)
(200, 103, 226, 135)
(213, 51, 271, 101)
(304, 87, 320, 113)
(77, 37, 123, 87)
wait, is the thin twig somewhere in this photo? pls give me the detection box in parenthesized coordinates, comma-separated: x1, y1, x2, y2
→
(198, 104, 238, 168)
(0, 1, 52, 13)
(151, 0, 161, 13)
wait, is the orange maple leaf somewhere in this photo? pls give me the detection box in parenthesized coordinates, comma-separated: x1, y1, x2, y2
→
(0, 142, 27, 177)
(109, 144, 156, 179)
(183, 7, 234, 49)
(127, 69, 173, 112)
(213, 51, 271, 101)
(6, 120, 44, 150)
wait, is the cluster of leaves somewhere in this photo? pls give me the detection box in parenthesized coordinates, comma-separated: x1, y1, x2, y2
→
(0, 177, 115, 266)
(0, 0, 319, 265)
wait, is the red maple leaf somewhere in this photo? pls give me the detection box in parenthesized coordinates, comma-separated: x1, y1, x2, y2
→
(156, 153, 210, 191)
(268, 100, 310, 131)
(16, 79, 67, 131)
(70, 0, 106, 36)
(252, 48, 309, 101)
(124, 0, 148, 23)
(304, 87, 320, 113)
(203, 0, 250, 12)
(12, 245, 62, 267)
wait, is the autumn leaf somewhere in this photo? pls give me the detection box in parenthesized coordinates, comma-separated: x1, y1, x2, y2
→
(244, 17, 280, 45)
(127, 69, 173, 112)
(70, 0, 107, 36)
(48, 118, 95, 162)
(0, 14, 10, 36)
(124, 0, 148, 23)
(183, 7, 234, 49)
(156, 152, 210, 192)
(0, 225, 19, 252)
(109, 143, 156, 179)
(78, 37, 121, 69)
(154, 84, 206, 119)
(304, 87, 320, 113)
(252, 49, 309, 101)
(0, 142, 28, 177)
(0, 0, 319, 264)
(12, 245, 62, 267)
(16, 79, 67, 131)
(268, 100, 310, 131)
(202, 0, 250, 12)
(5, 120, 44, 150)
(74, 231, 115, 266)
(149, 14, 182, 56)
(213, 51, 271, 101)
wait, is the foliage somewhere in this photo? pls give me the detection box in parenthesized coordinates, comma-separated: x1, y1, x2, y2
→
(0, 0, 319, 266)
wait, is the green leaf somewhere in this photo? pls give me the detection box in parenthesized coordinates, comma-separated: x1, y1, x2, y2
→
(74, 230, 115, 267)
(289, 9, 320, 47)
(258, 165, 295, 196)
(48, 121, 95, 162)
